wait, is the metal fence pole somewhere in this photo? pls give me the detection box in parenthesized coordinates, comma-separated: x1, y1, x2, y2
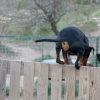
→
(96, 37, 99, 67)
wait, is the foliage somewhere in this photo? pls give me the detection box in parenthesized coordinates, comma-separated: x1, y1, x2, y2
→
(15, 5, 100, 36)
(48, 81, 51, 97)
(19, 29, 32, 35)
(33, 79, 38, 97)
(79, 19, 98, 34)
(17, 0, 29, 10)
(16, 0, 69, 35)
(0, 45, 17, 56)
(62, 82, 65, 98)
(1, 1, 100, 36)
(6, 87, 9, 96)
(75, 81, 79, 98)
(74, 0, 89, 5)
(91, 10, 100, 17)
(36, 27, 54, 36)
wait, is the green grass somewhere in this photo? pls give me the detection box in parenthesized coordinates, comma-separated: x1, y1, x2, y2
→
(6, 87, 23, 97)
(34, 25, 55, 36)
(91, 10, 100, 17)
(0, 45, 17, 56)
(19, 29, 33, 35)
(6, 87, 9, 96)
(75, 81, 79, 98)
(74, 0, 89, 5)
(79, 19, 98, 34)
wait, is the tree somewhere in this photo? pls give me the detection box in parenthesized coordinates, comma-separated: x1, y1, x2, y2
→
(34, 0, 68, 35)
(16, 0, 68, 35)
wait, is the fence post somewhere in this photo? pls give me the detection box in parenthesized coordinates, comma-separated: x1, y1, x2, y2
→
(96, 37, 99, 67)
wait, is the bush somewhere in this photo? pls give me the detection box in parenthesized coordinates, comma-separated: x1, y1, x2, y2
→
(0, 45, 17, 56)
(74, 0, 89, 5)
(19, 29, 32, 35)
(80, 19, 98, 34)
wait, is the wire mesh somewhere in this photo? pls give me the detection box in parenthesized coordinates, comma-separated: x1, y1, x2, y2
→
(0, 36, 100, 67)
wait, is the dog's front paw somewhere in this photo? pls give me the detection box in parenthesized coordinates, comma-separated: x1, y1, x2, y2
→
(56, 60, 64, 64)
(75, 63, 80, 70)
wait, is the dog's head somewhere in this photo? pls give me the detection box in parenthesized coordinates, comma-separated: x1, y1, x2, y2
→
(97, 53, 100, 62)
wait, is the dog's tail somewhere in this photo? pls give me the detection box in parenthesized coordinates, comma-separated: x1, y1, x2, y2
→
(35, 39, 61, 42)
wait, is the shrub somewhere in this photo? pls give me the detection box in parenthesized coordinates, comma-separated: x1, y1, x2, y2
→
(74, 0, 89, 5)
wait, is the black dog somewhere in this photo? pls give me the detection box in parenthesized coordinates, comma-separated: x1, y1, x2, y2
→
(97, 54, 100, 62)
(35, 26, 94, 69)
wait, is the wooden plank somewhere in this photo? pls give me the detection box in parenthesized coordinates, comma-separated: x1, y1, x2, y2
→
(89, 87, 94, 100)
(23, 62, 34, 100)
(5, 60, 96, 82)
(90, 68, 94, 83)
(78, 66, 90, 100)
(75, 97, 78, 100)
(37, 63, 49, 100)
(51, 64, 62, 100)
(94, 67, 100, 100)
(9, 61, 21, 100)
(7, 60, 11, 74)
(89, 67, 94, 100)
(34, 62, 39, 77)
(0, 60, 7, 100)
(64, 65, 75, 100)
(76, 69, 80, 80)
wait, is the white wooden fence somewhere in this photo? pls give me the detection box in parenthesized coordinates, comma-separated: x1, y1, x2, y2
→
(0, 60, 100, 100)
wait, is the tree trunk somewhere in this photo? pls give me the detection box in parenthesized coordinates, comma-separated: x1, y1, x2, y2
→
(47, 15, 59, 36)
(50, 22, 59, 36)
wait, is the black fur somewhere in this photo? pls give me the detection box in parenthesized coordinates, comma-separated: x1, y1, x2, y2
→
(97, 53, 100, 62)
(35, 26, 94, 69)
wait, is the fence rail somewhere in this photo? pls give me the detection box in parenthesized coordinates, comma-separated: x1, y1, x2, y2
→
(0, 36, 100, 67)
(0, 60, 100, 100)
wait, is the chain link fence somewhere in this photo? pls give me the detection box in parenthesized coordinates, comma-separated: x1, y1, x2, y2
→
(0, 36, 100, 67)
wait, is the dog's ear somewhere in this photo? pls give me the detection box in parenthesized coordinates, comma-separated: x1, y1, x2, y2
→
(89, 47, 94, 55)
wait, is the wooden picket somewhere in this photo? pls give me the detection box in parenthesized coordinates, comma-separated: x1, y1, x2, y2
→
(0, 60, 7, 100)
(0, 60, 100, 100)
(23, 62, 34, 100)
(51, 64, 62, 100)
(9, 61, 21, 100)
(37, 63, 48, 100)
(64, 65, 75, 100)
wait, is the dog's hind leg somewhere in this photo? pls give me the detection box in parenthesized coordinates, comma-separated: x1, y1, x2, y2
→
(79, 56, 83, 66)
(62, 49, 69, 64)
(56, 48, 64, 64)
(83, 57, 88, 66)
